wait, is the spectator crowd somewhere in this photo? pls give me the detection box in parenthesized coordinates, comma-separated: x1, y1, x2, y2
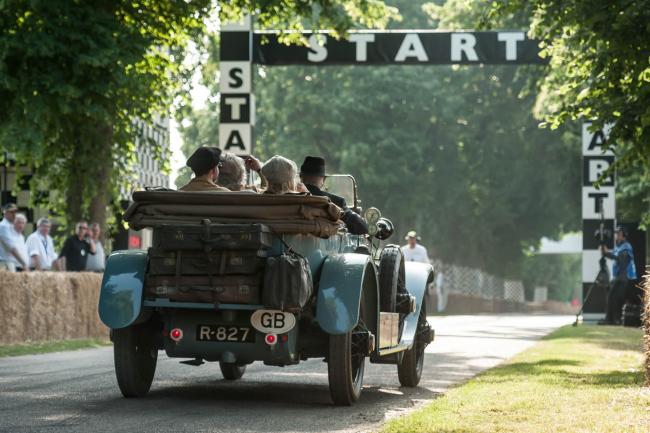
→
(0, 203, 106, 273)
(0, 147, 367, 274)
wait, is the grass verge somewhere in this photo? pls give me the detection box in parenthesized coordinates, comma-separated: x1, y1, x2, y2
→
(382, 325, 650, 433)
(0, 338, 111, 357)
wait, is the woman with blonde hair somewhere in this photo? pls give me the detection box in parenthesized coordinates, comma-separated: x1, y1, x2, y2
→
(218, 152, 247, 191)
(261, 155, 305, 194)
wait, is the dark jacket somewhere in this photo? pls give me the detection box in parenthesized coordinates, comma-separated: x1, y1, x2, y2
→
(305, 184, 368, 235)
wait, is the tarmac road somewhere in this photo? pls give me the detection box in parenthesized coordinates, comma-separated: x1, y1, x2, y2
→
(0, 314, 571, 433)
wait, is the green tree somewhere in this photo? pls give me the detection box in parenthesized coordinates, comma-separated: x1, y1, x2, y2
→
(178, 0, 581, 277)
(253, 0, 580, 276)
(482, 0, 650, 222)
(0, 0, 211, 232)
(0, 0, 396, 231)
(522, 254, 581, 302)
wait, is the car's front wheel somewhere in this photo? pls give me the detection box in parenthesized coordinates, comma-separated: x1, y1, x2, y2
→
(397, 302, 428, 387)
(113, 324, 157, 398)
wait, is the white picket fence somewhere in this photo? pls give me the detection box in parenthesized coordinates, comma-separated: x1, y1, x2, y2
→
(432, 260, 525, 302)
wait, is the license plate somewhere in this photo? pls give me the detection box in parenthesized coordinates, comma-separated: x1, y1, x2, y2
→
(196, 325, 255, 343)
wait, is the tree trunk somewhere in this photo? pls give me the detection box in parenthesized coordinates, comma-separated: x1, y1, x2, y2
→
(65, 136, 86, 228)
(89, 122, 113, 243)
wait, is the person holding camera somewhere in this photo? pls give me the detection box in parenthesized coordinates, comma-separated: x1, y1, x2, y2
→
(599, 226, 637, 325)
(58, 221, 96, 272)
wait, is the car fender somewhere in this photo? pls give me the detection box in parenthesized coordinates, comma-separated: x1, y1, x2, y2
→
(98, 249, 150, 329)
(316, 253, 378, 335)
(400, 261, 434, 349)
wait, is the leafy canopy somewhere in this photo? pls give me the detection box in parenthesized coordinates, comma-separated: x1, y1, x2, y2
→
(483, 0, 650, 221)
(180, 0, 581, 279)
(0, 0, 395, 230)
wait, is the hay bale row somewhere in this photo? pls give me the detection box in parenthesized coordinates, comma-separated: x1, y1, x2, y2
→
(0, 271, 107, 345)
(642, 272, 650, 386)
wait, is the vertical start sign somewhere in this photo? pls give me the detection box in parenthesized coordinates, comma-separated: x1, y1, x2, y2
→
(219, 16, 254, 156)
(582, 122, 615, 318)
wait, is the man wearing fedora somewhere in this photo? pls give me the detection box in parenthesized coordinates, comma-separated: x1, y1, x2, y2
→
(402, 231, 430, 263)
(179, 146, 230, 192)
(299, 156, 368, 235)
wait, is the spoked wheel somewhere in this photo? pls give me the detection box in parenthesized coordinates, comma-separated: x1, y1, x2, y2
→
(397, 302, 428, 387)
(219, 362, 246, 380)
(328, 299, 367, 406)
(113, 324, 158, 398)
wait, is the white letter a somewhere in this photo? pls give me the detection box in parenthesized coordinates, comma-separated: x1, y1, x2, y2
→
(395, 34, 428, 62)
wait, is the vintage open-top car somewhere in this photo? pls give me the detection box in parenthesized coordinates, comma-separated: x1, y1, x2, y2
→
(98, 176, 435, 405)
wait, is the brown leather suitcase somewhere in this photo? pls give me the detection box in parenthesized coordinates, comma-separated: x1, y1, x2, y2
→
(145, 274, 262, 304)
(152, 223, 273, 251)
(148, 249, 265, 276)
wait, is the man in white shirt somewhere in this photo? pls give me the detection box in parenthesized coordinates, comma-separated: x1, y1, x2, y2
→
(6, 213, 29, 271)
(0, 204, 29, 271)
(0, 203, 17, 270)
(85, 223, 105, 272)
(26, 217, 58, 270)
(401, 231, 430, 263)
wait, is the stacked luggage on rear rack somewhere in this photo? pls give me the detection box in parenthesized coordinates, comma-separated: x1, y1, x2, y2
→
(145, 220, 272, 305)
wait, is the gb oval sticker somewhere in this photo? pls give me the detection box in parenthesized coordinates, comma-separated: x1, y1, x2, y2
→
(250, 310, 296, 334)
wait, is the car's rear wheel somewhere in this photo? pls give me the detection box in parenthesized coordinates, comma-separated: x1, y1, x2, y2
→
(328, 298, 367, 406)
(378, 245, 405, 312)
(219, 362, 246, 380)
(397, 302, 427, 387)
(113, 324, 157, 398)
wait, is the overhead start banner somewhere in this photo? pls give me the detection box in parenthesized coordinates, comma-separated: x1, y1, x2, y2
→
(237, 30, 545, 65)
(218, 26, 545, 154)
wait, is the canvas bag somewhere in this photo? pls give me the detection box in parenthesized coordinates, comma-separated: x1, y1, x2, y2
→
(263, 236, 313, 311)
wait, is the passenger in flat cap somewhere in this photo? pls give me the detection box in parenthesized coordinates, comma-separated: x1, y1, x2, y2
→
(300, 156, 368, 235)
(179, 146, 230, 192)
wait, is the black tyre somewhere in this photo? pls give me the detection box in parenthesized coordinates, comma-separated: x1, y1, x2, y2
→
(397, 302, 427, 387)
(328, 297, 367, 405)
(113, 324, 158, 398)
(378, 245, 406, 312)
(219, 362, 246, 380)
(328, 332, 365, 405)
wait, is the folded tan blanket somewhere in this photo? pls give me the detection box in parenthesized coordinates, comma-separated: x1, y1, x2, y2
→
(124, 191, 344, 237)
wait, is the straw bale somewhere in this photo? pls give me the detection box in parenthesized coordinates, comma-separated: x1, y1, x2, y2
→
(0, 271, 107, 345)
(642, 271, 650, 386)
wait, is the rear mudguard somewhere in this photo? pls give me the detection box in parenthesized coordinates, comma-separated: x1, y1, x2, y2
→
(316, 253, 379, 335)
(400, 261, 434, 349)
(98, 250, 150, 329)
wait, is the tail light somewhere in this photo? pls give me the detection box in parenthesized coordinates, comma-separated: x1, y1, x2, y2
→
(170, 328, 183, 342)
(264, 334, 277, 346)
